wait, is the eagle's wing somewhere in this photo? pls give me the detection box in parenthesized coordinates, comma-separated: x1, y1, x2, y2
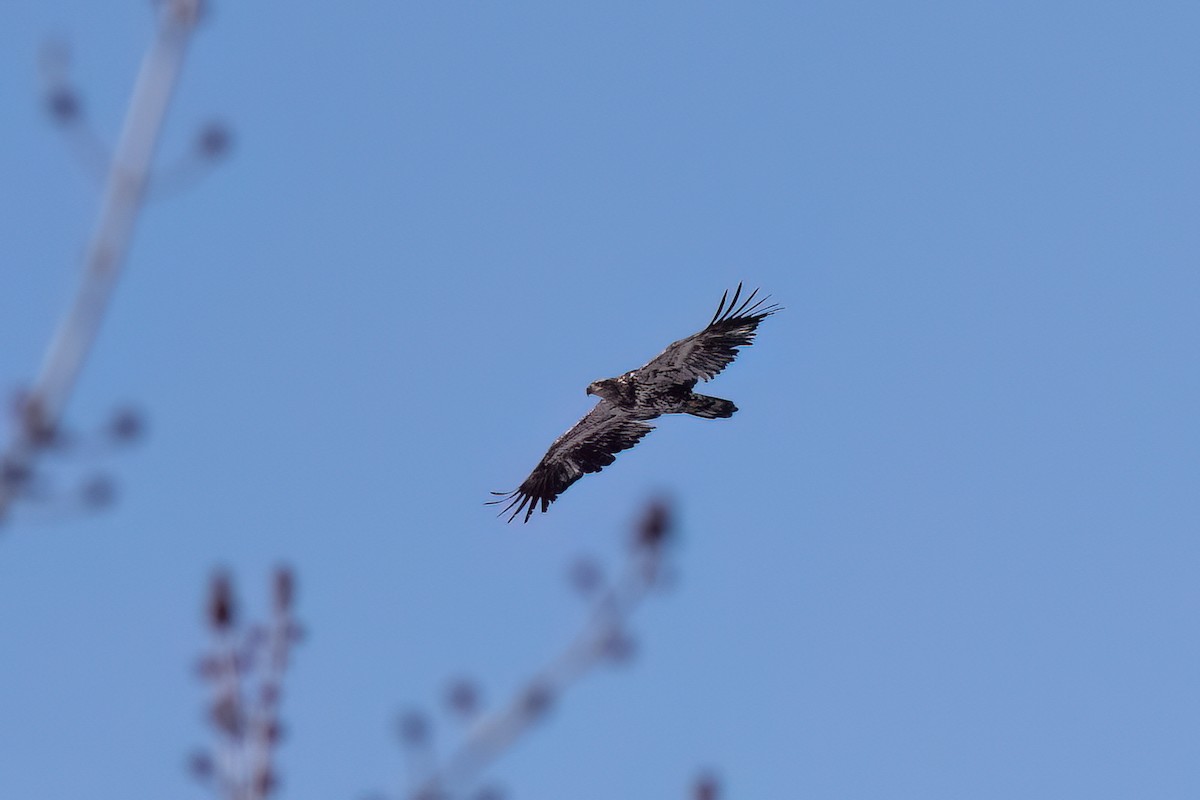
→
(635, 283, 780, 384)
(489, 402, 655, 523)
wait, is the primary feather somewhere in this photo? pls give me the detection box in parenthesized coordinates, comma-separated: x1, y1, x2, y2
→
(490, 283, 779, 522)
(489, 404, 654, 523)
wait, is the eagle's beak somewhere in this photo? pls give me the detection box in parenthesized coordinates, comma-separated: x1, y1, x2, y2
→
(585, 386, 594, 396)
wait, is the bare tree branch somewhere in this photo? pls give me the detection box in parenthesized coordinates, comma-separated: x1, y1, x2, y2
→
(193, 566, 301, 800)
(0, 0, 206, 525)
(397, 500, 676, 800)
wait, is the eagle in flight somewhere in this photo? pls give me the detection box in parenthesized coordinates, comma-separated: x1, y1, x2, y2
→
(490, 283, 780, 523)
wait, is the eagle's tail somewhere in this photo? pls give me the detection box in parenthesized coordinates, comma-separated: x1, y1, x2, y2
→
(684, 394, 737, 419)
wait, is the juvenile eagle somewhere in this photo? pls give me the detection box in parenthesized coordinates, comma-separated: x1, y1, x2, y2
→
(490, 283, 780, 523)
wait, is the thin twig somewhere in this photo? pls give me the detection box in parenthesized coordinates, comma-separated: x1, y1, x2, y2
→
(0, 0, 204, 524)
(404, 501, 674, 800)
(195, 567, 300, 800)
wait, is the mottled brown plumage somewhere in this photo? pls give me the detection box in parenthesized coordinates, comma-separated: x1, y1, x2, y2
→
(490, 283, 779, 522)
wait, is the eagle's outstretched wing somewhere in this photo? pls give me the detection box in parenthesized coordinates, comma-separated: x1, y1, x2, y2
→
(636, 283, 781, 384)
(489, 402, 655, 523)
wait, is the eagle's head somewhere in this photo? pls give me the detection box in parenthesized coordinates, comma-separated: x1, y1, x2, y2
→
(586, 379, 620, 402)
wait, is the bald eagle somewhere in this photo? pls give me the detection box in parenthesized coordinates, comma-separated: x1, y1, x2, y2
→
(490, 283, 780, 523)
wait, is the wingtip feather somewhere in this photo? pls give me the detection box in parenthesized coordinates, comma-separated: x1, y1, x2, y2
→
(708, 287, 731, 327)
(713, 282, 787, 324)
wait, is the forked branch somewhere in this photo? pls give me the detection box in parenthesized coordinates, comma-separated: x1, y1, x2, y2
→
(0, 0, 206, 525)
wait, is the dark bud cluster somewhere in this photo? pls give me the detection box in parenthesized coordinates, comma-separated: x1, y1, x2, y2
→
(636, 499, 674, 550)
(262, 719, 284, 744)
(0, 393, 148, 522)
(17, 394, 58, 448)
(187, 750, 214, 781)
(210, 694, 244, 737)
(79, 474, 116, 509)
(253, 766, 278, 797)
(600, 627, 637, 664)
(445, 678, 481, 719)
(45, 86, 81, 124)
(273, 566, 295, 614)
(107, 407, 145, 443)
(1, 457, 32, 492)
(197, 122, 232, 159)
(208, 570, 236, 631)
(519, 682, 554, 721)
(396, 709, 431, 748)
(192, 568, 301, 798)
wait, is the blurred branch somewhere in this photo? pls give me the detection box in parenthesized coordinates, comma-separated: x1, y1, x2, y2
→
(192, 567, 302, 800)
(395, 500, 677, 800)
(0, 0, 206, 526)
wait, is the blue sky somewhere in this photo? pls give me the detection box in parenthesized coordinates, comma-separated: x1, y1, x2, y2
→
(1, 2, 1197, 799)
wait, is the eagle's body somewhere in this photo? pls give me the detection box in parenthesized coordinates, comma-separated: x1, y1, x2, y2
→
(585, 373, 732, 420)
(491, 284, 779, 522)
